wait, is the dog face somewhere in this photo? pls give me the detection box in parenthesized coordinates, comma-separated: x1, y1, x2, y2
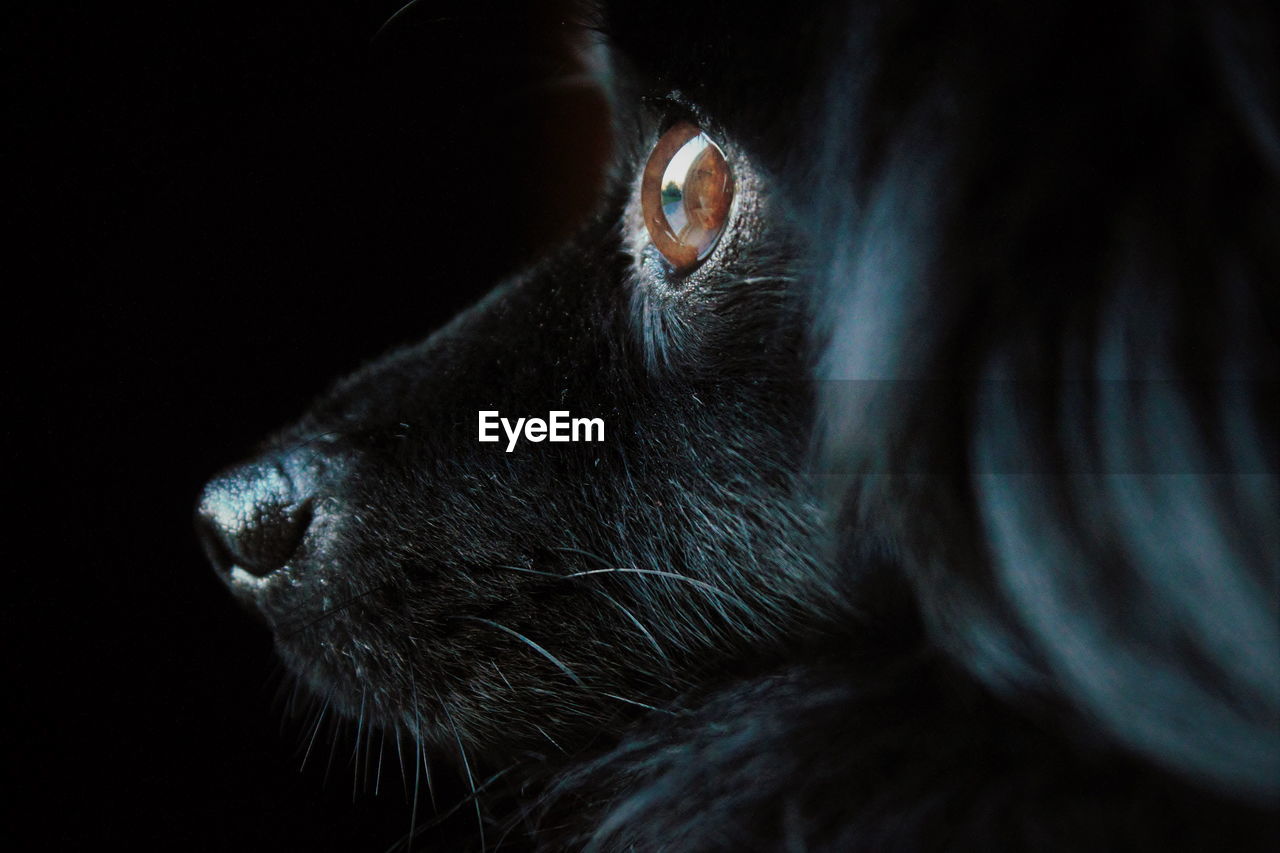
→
(197, 60, 835, 757)
(198, 0, 1279, 839)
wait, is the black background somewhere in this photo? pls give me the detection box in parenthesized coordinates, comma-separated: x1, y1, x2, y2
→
(13, 1, 594, 847)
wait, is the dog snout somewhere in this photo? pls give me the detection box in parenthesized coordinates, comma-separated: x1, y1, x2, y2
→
(196, 448, 320, 585)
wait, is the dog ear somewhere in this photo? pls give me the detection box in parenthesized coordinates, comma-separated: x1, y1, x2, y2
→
(508, 4, 613, 258)
(370, 0, 612, 272)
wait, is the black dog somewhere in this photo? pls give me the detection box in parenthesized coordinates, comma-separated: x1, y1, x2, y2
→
(198, 1, 1279, 848)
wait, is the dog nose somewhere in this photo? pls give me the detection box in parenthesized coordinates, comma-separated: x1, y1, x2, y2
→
(196, 451, 316, 582)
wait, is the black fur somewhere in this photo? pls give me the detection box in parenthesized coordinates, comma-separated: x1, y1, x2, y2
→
(199, 1, 1279, 849)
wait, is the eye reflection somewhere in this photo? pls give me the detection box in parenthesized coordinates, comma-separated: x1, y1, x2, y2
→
(641, 123, 734, 272)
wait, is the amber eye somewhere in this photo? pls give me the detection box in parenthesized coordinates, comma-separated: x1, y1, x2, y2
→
(641, 122, 734, 273)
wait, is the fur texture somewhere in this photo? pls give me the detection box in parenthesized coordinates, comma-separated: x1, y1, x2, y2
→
(199, 1, 1279, 849)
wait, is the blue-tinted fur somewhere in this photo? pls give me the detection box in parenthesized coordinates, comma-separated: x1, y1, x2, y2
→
(206, 1, 1278, 848)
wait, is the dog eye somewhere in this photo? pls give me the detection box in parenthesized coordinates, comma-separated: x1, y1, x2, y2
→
(641, 122, 734, 273)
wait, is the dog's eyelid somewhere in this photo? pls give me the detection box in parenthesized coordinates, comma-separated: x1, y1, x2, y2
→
(645, 93, 726, 141)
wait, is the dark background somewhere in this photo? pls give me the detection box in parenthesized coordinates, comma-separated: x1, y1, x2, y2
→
(12, 1, 597, 847)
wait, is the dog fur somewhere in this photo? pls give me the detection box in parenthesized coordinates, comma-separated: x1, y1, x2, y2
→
(200, 1, 1279, 848)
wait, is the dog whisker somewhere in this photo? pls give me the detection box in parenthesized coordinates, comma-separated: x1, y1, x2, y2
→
(433, 684, 486, 853)
(563, 568, 755, 615)
(299, 700, 330, 774)
(493, 563, 675, 675)
(598, 692, 675, 715)
(277, 583, 392, 640)
(451, 616, 585, 688)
